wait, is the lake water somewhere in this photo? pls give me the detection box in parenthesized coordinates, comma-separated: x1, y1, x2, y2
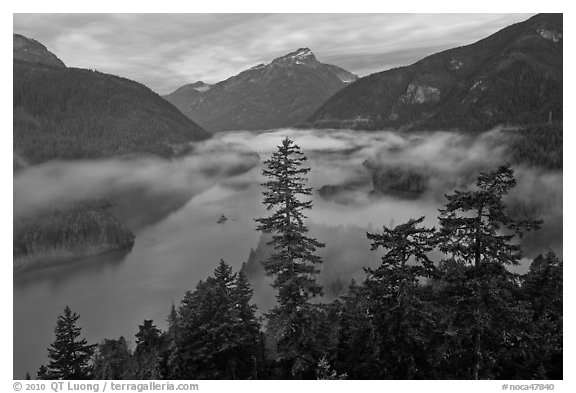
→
(13, 129, 562, 378)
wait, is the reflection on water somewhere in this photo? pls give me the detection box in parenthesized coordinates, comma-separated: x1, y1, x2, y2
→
(13, 129, 563, 378)
(14, 181, 264, 378)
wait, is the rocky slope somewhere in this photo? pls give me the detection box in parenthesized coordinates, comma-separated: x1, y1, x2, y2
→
(303, 13, 562, 131)
(164, 48, 358, 132)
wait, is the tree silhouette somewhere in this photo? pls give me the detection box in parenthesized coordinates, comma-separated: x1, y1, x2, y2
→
(255, 137, 326, 377)
(43, 306, 95, 379)
(437, 164, 541, 379)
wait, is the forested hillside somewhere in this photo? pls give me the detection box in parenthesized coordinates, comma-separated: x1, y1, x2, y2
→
(13, 33, 211, 272)
(303, 13, 562, 131)
(507, 124, 562, 170)
(14, 61, 211, 165)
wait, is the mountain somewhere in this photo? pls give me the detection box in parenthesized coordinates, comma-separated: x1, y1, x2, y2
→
(164, 48, 358, 132)
(162, 81, 213, 114)
(14, 34, 211, 165)
(13, 33, 66, 68)
(303, 13, 562, 132)
(13, 34, 211, 272)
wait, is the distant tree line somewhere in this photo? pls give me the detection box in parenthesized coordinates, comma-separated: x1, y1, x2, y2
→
(34, 138, 562, 380)
(506, 124, 562, 170)
(13, 61, 209, 165)
(14, 199, 134, 272)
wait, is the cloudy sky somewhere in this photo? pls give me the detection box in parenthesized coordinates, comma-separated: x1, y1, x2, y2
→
(13, 13, 535, 95)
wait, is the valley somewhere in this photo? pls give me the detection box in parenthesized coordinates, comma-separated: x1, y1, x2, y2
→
(12, 12, 563, 380)
(13, 128, 562, 378)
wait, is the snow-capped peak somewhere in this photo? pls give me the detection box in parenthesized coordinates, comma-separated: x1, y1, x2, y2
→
(291, 48, 313, 59)
(272, 48, 317, 65)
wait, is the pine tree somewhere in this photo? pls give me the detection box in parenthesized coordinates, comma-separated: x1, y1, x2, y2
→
(165, 303, 185, 379)
(520, 251, 563, 379)
(254, 137, 325, 378)
(255, 137, 324, 310)
(44, 306, 96, 379)
(36, 365, 48, 380)
(364, 216, 437, 378)
(131, 320, 165, 379)
(177, 260, 261, 379)
(232, 266, 262, 378)
(206, 259, 240, 379)
(178, 279, 218, 378)
(436, 164, 541, 379)
(334, 280, 379, 379)
(92, 337, 132, 379)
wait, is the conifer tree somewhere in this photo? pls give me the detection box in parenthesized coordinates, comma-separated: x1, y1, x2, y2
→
(231, 266, 262, 378)
(165, 303, 185, 379)
(255, 137, 325, 378)
(177, 260, 261, 379)
(520, 251, 563, 379)
(365, 216, 437, 378)
(131, 320, 165, 379)
(255, 137, 324, 310)
(36, 365, 48, 380)
(43, 306, 96, 379)
(92, 337, 132, 379)
(178, 279, 217, 378)
(334, 280, 379, 379)
(436, 164, 541, 379)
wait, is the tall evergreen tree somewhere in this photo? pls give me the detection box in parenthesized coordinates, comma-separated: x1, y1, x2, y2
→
(520, 251, 563, 379)
(131, 320, 165, 379)
(165, 302, 185, 379)
(364, 217, 437, 378)
(436, 164, 541, 379)
(232, 266, 262, 378)
(255, 137, 324, 310)
(254, 137, 326, 378)
(43, 306, 96, 379)
(334, 280, 379, 379)
(177, 260, 261, 379)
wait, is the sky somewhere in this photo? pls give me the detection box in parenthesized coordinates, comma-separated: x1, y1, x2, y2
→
(13, 13, 535, 96)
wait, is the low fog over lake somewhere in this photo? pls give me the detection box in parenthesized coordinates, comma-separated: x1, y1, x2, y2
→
(13, 128, 562, 378)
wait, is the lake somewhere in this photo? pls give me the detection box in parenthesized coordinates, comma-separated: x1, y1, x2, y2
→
(13, 129, 562, 378)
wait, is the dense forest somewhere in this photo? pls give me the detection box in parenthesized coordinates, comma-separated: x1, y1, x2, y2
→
(13, 199, 135, 272)
(13, 43, 212, 271)
(33, 138, 562, 380)
(13, 60, 210, 165)
(506, 124, 563, 170)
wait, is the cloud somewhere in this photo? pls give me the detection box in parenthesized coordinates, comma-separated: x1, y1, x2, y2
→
(13, 139, 259, 220)
(13, 13, 534, 94)
(218, 128, 562, 259)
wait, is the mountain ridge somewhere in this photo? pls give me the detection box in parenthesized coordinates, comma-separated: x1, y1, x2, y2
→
(13, 33, 66, 68)
(302, 13, 562, 131)
(13, 34, 211, 165)
(164, 48, 358, 132)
